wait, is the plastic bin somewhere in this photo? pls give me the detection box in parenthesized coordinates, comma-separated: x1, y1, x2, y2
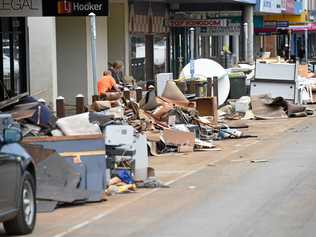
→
(228, 72, 248, 99)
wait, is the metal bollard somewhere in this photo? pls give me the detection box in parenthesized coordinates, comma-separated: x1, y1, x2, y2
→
(212, 96, 218, 125)
(136, 87, 143, 102)
(76, 94, 85, 114)
(207, 77, 219, 101)
(123, 88, 131, 100)
(207, 77, 212, 97)
(92, 95, 99, 103)
(195, 81, 202, 98)
(56, 96, 65, 118)
(213, 76, 219, 106)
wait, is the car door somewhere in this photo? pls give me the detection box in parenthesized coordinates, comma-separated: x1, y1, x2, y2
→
(0, 153, 18, 213)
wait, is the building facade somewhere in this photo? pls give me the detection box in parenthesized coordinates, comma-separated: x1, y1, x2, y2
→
(0, 0, 257, 107)
(27, 0, 129, 107)
(26, 0, 256, 106)
(254, 0, 308, 59)
(129, 0, 257, 81)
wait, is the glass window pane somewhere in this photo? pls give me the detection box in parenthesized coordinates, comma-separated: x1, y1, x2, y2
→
(12, 18, 21, 95)
(154, 35, 167, 75)
(2, 32, 11, 97)
(13, 32, 20, 95)
(0, 17, 26, 101)
(130, 35, 146, 82)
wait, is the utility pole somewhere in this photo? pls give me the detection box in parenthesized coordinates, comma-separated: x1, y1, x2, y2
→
(189, 27, 195, 79)
(305, 28, 308, 64)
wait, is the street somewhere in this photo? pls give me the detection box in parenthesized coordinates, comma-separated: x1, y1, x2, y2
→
(1, 117, 315, 237)
(1, 0, 316, 236)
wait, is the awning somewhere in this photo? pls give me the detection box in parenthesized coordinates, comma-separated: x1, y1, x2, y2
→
(288, 23, 316, 32)
(255, 23, 316, 35)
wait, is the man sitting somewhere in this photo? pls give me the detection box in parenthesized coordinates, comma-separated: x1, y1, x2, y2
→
(97, 70, 119, 96)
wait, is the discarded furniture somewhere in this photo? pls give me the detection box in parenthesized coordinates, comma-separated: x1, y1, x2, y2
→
(23, 135, 107, 210)
(251, 62, 298, 102)
(195, 97, 218, 124)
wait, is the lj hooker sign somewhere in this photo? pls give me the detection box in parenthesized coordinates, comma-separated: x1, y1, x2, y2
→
(0, 0, 108, 16)
(43, 0, 108, 16)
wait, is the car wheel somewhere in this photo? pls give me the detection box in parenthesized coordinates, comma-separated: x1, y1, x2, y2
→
(3, 171, 36, 235)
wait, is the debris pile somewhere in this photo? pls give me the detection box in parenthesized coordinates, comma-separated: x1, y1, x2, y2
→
(218, 94, 314, 121)
(4, 61, 315, 214)
(3, 96, 57, 137)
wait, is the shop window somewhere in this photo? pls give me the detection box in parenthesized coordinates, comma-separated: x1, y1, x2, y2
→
(130, 34, 168, 82)
(0, 17, 27, 103)
(153, 35, 167, 76)
(130, 35, 146, 82)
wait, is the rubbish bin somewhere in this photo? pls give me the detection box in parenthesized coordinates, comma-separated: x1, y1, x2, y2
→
(228, 72, 247, 99)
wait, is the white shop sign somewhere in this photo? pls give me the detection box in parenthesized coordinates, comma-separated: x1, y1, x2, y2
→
(0, 0, 42, 16)
(259, 0, 282, 13)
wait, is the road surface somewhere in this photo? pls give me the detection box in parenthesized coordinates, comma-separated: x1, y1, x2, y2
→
(61, 119, 316, 237)
(1, 117, 316, 237)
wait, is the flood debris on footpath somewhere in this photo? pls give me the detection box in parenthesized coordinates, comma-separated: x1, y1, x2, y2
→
(1, 58, 316, 213)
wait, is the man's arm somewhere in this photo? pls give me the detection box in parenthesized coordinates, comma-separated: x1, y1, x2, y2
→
(111, 78, 120, 92)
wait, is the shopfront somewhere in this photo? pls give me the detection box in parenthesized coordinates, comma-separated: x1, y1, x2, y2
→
(254, 0, 305, 59)
(0, 17, 28, 107)
(0, 0, 113, 107)
(129, 0, 256, 82)
(129, 2, 169, 83)
(169, 16, 242, 75)
(167, 0, 256, 77)
(26, 0, 112, 106)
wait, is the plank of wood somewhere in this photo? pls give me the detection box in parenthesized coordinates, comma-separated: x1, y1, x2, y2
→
(23, 134, 103, 143)
(60, 150, 105, 164)
(60, 151, 105, 157)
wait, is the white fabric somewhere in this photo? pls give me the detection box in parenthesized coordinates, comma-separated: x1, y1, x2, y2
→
(56, 113, 101, 136)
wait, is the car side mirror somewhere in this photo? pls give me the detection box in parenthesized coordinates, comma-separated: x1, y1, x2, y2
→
(3, 127, 22, 144)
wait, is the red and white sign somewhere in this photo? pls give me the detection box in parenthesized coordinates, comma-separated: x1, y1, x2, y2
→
(57, 1, 72, 14)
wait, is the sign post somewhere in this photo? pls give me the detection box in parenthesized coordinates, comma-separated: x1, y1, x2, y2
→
(305, 28, 308, 64)
(89, 12, 98, 95)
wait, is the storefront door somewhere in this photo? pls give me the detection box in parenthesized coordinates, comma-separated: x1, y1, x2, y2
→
(130, 34, 168, 84)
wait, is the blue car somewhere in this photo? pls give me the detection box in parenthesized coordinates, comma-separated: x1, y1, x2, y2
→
(0, 114, 36, 235)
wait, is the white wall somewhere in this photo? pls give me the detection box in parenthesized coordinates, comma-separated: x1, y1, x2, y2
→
(28, 17, 57, 108)
(56, 17, 88, 105)
(29, 16, 110, 106)
(28, 2, 130, 106)
(108, 2, 126, 66)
